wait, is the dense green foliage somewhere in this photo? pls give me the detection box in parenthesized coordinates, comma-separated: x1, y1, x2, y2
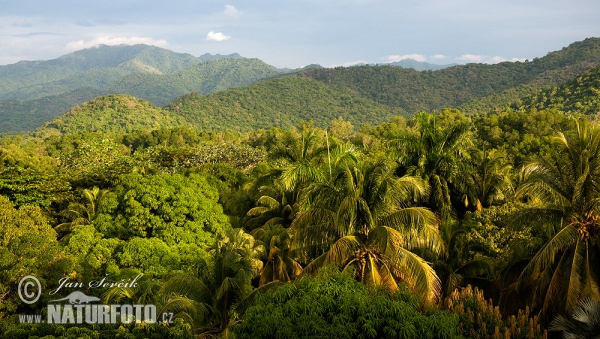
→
(4, 38, 600, 338)
(303, 38, 600, 115)
(38, 94, 186, 135)
(167, 77, 404, 131)
(233, 267, 463, 339)
(516, 65, 600, 115)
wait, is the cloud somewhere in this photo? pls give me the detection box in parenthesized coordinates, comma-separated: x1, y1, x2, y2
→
(206, 31, 231, 41)
(224, 5, 242, 19)
(430, 54, 446, 60)
(65, 36, 168, 51)
(15, 32, 63, 38)
(457, 54, 527, 64)
(11, 21, 33, 27)
(385, 54, 426, 63)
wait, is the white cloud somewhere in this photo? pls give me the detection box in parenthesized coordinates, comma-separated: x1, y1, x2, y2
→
(224, 5, 243, 19)
(457, 54, 527, 64)
(385, 54, 426, 63)
(65, 36, 167, 51)
(430, 54, 446, 60)
(206, 31, 231, 41)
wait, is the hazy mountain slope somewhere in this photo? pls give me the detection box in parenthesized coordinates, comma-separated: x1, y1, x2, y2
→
(37, 94, 186, 136)
(0, 45, 285, 132)
(386, 59, 456, 71)
(106, 58, 282, 106)
(0, 44, 202, 101)
(166, 77, 404, 132)
(0, 88, 103, 133)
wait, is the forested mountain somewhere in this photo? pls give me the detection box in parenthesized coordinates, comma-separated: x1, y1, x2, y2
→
(0, 45, 284, 132)
(386, 58, 456, 71)
(166, 77, 404, 132)
(0, 44, 200, 101)
(0, 88, 101, 133)
(2, 38, 600, 134)
(36, 94, 186, 136)
(513, 65, 600, 115)
(303, 38, 600, 114)
(105, 58, 281, 106)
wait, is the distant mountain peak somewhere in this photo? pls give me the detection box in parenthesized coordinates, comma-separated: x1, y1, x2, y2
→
(198, 52, 243, 61)
(383, 59, 457, 71)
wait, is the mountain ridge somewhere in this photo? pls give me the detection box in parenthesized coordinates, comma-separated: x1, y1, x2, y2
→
(2, 38, 600, 133)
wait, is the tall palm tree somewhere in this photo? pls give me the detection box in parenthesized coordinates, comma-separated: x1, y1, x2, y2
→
(251, 224, 302, 285)
(272, 126, 327, 191)
(512, 118, 600, 317)
(458, 148, 513, 212)
(292, 158, 444, 300)
(395, 112, 473, 220)
(244, 180, 297, 231)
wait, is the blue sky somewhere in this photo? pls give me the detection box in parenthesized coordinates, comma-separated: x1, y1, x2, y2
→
(1, 0, 599, 68)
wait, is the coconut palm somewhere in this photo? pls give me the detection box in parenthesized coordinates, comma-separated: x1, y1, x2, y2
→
(512, 118, 600, 317)
(251, 224, 302, 285)
(55, 186, 108, 239)
(458, 148, 513, 212)
(244, 180, 298, 231)
(292, 158, 443, 300)
(427, 220, 495, 297)
(272, 126, 327, 191)
(395, 112, 473, 220)
(550, 297, 600, 339)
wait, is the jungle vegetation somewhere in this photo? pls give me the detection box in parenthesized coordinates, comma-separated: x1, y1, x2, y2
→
(2, 39, 600, 338)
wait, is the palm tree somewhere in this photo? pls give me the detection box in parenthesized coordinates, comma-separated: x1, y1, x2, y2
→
(105, 228, 265, 338)
(395, 112, 473, 220)
(251, 224, 302, 285)
(512, 118, 600, 317)
(550, 297, 600, 338)
(428, 220, 495, 297)
(292, 158, 444, 300)
(56, 187, 108, 238)
(272, 125, 327, 191)
(458, 148, 513, 212)
(244, 180, 297, 231)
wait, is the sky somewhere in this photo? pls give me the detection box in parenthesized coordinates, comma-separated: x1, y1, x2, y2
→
(1, 0, 599, 69)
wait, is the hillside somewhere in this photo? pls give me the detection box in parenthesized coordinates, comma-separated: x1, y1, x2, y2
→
(509, 65, 600, 115)
(106, 58, 282, 106)
(303, 38, 600, 115)
(0, 44, 201, 101)
(0, 45, 284, 132)
(166, 77, 404, 132)
(3, 38, 600, 134)
(0, 88, 102, 133)
(36, 94, 186, 136)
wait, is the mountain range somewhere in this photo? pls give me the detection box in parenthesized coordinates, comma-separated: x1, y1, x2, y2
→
(2, 38, 600, 134)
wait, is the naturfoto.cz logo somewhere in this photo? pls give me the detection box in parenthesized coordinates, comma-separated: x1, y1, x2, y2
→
(17, 274, 173, 325)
